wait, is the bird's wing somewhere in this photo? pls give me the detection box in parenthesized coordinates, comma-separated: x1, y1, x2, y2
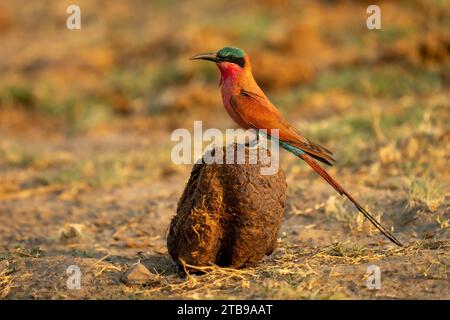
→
(230, 89, 335, 165)
(231, 89, 403, 247)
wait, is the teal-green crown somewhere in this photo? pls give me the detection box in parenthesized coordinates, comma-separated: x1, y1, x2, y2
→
(217, 47, 245, 59)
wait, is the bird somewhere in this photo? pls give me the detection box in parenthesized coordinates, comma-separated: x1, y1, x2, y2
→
(190, 46, 402, 247)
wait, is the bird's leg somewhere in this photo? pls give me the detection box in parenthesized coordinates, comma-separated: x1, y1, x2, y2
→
(244, 130, 260, 148)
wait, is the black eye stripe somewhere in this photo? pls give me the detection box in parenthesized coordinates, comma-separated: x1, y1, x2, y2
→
(221, 56, 245, 68)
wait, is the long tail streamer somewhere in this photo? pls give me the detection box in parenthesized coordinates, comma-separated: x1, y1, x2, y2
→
(281, 142, 403, 247)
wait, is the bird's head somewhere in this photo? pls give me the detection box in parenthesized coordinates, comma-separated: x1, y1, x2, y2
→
(190, 46, 250, 81)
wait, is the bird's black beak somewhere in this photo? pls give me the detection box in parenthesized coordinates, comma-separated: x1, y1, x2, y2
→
(190, 52, 220, 63)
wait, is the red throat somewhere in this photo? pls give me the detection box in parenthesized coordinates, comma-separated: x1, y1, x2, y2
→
(218, 62, 243, 86)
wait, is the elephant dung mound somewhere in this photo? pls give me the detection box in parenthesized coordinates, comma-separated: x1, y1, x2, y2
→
(167, 144, 287, 269)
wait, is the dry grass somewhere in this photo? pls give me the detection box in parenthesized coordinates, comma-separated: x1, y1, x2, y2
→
(0, 261, 14, 299)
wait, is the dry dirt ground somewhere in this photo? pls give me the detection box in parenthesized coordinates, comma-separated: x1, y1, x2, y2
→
(0, 127, 448, 299)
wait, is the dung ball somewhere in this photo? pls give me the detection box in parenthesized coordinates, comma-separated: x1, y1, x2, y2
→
(167, 143, 287, 269)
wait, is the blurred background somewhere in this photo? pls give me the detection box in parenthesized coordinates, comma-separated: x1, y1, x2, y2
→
(0, 0, 448, 299)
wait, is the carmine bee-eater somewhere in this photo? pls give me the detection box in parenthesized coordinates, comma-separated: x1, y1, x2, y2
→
(191, 46, 402, 247)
